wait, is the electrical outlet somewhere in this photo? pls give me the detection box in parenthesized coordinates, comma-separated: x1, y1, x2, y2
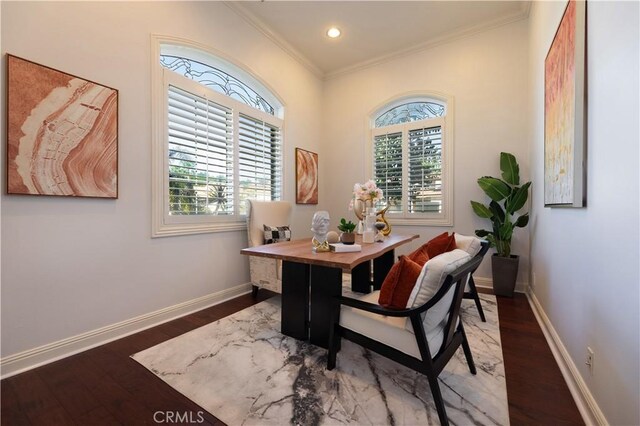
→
(586, 347, 594, 376)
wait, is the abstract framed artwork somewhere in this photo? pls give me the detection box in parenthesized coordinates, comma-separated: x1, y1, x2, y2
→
(544, 0, 587, 207)
(295, 148, 318, 204)
(7, 55, 118, 198)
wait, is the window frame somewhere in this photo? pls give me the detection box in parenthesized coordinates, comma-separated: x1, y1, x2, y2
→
(367, 94, 454, 227)
(152, 35, 285, 237)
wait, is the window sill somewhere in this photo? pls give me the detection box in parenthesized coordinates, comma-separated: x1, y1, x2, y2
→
(152, 221, 246, 238)
(387, 217, 453, 227)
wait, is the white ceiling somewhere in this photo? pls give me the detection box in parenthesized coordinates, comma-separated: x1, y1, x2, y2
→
(228, 1, 530, 78)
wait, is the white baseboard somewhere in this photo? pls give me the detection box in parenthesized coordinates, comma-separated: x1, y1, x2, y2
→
(0, 283, 253, 379)
(525, 289, 607, 426)
(474, 276, 528, 294)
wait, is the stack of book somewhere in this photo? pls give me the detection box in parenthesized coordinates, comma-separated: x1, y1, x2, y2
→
(329, 243, 362, 253)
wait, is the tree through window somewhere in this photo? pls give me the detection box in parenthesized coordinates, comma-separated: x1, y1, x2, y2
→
(371, 98, 453, 226)
(152, 39, 283, 237)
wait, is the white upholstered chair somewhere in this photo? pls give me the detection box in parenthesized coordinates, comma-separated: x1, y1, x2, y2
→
(327, 245, 485, 426)
(246, 199, 292, 296)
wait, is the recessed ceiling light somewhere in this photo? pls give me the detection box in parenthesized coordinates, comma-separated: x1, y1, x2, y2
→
(327, 27, 341, 38)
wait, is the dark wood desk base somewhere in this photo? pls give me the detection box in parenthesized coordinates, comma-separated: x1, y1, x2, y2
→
(281, 262, 309, 341)
(309, 265, 343, 347)
(373, 250, 395, 290)
(350, 261, 370, 293)
(282, 249, 396, 349)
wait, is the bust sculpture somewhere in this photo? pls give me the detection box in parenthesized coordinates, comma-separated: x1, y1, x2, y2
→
(311, 211, 331, 252)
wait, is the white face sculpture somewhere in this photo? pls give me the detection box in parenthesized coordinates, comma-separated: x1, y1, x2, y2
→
(311, 211, 330, 239)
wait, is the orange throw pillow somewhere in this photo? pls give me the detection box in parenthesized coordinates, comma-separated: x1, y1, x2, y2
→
(407, 232, 457, 266)
(378, 256, 423, 309)
(426, 232, 457, 258)
(407, 241, 432, 266)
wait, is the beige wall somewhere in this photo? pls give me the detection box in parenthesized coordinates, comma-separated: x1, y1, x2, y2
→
(528, 1, 639, 424)
(4, 7, 638, 423)
(0, 1, 324, 358)
(321, 19, 530, 284)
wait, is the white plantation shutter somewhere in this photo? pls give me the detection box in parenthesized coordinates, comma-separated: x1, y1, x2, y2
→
(373, 132, 403, 213)
(167, 85, 233, 216)
(238, 113, 282, 215)
(370, 98, 451, 225)
(154, 44, 285, 237)
(408, 126, 442, 213)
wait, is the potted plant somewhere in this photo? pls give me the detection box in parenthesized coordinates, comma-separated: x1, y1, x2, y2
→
(470, 152, 531, 297)
(337, 218, 356, 245)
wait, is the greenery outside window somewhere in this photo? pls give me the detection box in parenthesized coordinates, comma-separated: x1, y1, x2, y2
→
(371, 97, 453, 226)
(152, 37, 284, 237)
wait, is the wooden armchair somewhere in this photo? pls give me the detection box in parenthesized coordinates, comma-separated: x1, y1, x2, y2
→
(463, 240, 490, 321)
(327, 251, 483, 426)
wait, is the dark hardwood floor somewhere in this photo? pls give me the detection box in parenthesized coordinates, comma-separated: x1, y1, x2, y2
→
(495, 292, 584, 425)
(1, 290, 583, 425)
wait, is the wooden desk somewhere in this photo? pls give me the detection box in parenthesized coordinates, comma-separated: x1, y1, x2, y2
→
(241, 233, 419, 348)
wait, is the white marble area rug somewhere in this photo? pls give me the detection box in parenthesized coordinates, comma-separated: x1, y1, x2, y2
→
(132, 294, 508, 425)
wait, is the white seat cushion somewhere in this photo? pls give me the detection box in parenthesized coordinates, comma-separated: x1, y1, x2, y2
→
(454, 234, 483, 291)
(339, 291, 445, 360)
(405, 249, 471, 333)
(455, 234, 483, 257)
(407, 249, 471, 308)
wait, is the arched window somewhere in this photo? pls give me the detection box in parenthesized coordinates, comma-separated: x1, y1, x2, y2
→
(159, 55, 275, 115)
(152, 37, 284, 237)
(374, 101, 445, 127)
(371, 96, 453, 226)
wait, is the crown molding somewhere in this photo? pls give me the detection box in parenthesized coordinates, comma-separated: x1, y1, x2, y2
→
(325, 6, 531, 80)
(223, 1, 324, 79)
(224, 1, 531, 81)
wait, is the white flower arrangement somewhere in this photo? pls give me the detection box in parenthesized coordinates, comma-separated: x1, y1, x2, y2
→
(354, 179, 383, 202)
(349, 180, 383, 211)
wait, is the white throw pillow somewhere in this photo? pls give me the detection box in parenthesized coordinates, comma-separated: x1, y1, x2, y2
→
(405, 249, 471, 333)
(406, 249, 471, 308)
(455, 234, 483, 257)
